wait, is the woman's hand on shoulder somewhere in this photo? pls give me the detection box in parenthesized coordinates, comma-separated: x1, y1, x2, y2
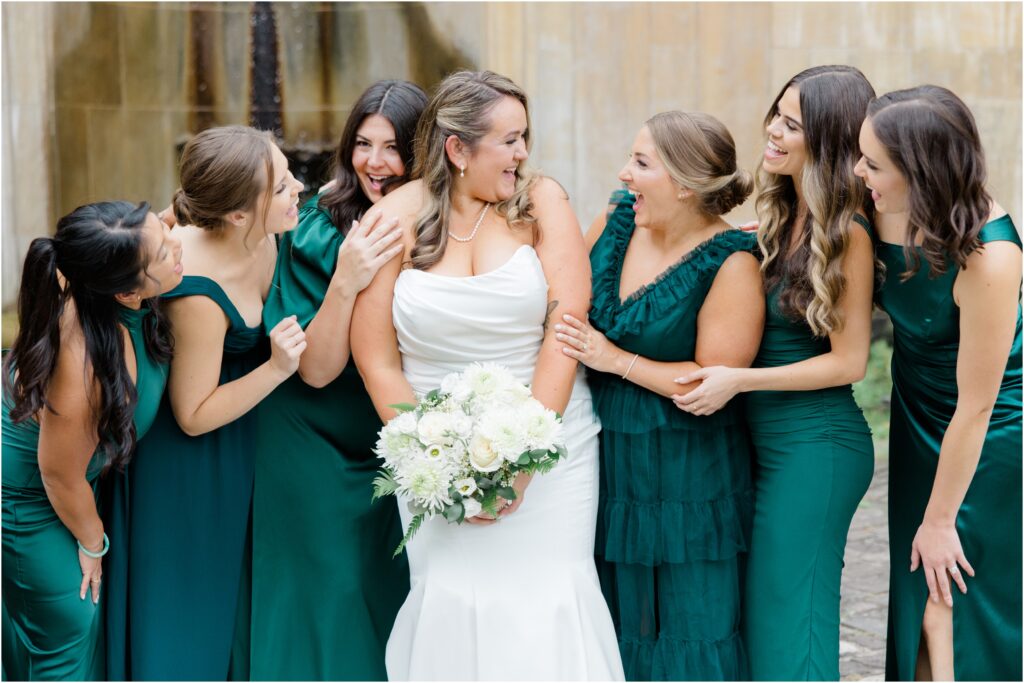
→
(333, 208, 404, 297)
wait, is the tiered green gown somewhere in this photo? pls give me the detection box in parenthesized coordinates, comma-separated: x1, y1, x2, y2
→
(742, 216, 875, 680)
(878, 215, 1022, 681)
(115, 276, 265, 680)
(588, 193, 756, 681)
(2, 305, 168, 681)
(246, 196, 407, 680)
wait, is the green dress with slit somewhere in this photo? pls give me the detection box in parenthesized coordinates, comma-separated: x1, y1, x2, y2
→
(588, 191, 756, 681)
(2, 305, 167, 681)
(877, 215, 1022, 681)
(245, 196, 408, 680)
(109, 276, 265, 681)
(742, 216, 876, 681)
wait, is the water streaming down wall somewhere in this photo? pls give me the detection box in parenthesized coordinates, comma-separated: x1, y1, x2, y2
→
(3, 2, 1022, 310)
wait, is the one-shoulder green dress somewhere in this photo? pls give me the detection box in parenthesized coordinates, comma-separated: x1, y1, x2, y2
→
(111, 276, 265, 681)
(743, 216, 875, 680)
(588, 194, 756, 681)
(2, 305, 167, 681)
(878, 215, 1022, 681)
(244, 196, 407, 680)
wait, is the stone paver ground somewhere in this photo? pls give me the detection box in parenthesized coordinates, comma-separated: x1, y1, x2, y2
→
(840, 457, 890, 681)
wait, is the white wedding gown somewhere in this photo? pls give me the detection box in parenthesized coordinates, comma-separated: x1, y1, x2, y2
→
(386, 244, 624, 681)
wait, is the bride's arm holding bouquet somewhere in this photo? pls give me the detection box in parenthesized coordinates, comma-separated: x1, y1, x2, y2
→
(529, 177, 592, 414)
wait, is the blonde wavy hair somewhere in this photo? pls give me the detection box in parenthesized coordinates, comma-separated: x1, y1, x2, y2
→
(756, 65, 875, 336)
(410, 71, 539, 270)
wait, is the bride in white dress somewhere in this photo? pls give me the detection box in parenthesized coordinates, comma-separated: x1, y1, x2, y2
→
(351, 71, 624, 681)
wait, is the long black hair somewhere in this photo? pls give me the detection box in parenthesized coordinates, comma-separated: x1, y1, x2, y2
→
(318, 80, 428, 234)
(3, 201, 174, 471)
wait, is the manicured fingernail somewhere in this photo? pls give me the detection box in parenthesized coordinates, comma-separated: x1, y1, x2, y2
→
(562, 314, 571, 321)
(554, 324, 563, 331)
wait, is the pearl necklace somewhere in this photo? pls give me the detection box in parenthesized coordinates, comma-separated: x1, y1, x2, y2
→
(448, 203, 491, 243)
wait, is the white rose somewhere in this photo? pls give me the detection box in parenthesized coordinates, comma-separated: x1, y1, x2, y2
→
(462, 497, 482, 519)
(468, 434, 502, 473)
(417, 412, 453, 446)
(450, 411, 474, 439)
(391, 411, 418, 436)
(454, 477, 478, 497)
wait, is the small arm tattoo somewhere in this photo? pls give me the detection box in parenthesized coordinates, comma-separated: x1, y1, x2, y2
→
(542, 300, 559, 331)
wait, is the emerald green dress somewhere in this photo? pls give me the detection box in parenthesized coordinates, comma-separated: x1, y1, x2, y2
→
(588, 193, 756, 681)
(2, 305, 167, 681)
(743, 216, 875, 680)
(877, 215, 1022, 681)
(115, 276, 265, 680)
(246, 196, 407, 680)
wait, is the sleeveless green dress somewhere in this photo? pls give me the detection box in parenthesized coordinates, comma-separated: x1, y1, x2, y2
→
(2, 305, 167, 681)
(112, 276, 265, 680)
(245, 196, 407, 680)
(743, 216, 875, 680)
(588, 193, 756, 681)
(877, 215, 1022, 681)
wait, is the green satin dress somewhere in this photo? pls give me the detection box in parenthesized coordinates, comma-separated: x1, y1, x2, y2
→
(878, 215, 1022, 681)
(588, 192, 756, 681)
(245, 196, 407, 680)
(2, 305, 167, 681)
(113, 276, 265, 681)
(743, 216, 875, 680)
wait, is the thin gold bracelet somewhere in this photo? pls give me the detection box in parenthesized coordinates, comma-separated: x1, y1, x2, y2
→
(622, 353, 640, 380)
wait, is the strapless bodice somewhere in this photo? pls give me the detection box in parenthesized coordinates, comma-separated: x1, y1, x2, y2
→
(393, 245, 587, 399)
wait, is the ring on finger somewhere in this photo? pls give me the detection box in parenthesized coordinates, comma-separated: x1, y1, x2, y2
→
(90, 578, 101, 584)
(949, 566, 960, 576)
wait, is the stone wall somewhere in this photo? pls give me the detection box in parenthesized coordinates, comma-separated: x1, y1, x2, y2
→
(2, 1, 1021, 306)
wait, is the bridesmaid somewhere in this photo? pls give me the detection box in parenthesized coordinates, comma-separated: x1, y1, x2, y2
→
(2, 202, 180, 680)
(119, 126, 307, 680)
(675, 65, 877, 680)
(560, 111, 763, 680)
(248, 80, 421, 680)
(855, 85, 1022, 681)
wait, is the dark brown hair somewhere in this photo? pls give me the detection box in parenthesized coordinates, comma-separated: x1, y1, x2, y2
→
(318, 80, 428, 234)
(646, 111, 753, 216)
(866, 85, 991, 279)
(172, 125, 275, 233)
(756, 65, 876, 336)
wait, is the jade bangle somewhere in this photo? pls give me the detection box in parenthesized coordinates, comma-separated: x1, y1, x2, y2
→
(77, 533, 109, 559)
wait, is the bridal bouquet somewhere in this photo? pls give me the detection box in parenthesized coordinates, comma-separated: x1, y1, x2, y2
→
(372, 362, 566, 556)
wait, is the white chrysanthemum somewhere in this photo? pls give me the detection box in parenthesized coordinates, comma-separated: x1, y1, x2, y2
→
(521, 402, 563, 452)
(396, 459, 453, 513)
(376, 430, 420, 467)
(462, 497, 483, 519)
(463, 363, 518, 401)
(468, 434, 503, 473)
(477, 409, 529, 462)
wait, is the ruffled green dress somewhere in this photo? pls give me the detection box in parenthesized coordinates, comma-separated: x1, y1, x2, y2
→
(742, 216, 875, 680)
(245, 196, 407, 680)
(588, 193, 756, 681)
(2, 305, 167, 681)
(878, 215, 1022, 681)
(110, 276, 265, 680)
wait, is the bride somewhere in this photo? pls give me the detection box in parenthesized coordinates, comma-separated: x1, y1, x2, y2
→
(351, 70, 624, 681)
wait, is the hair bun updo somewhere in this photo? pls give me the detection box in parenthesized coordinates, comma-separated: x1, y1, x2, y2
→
(703, 168, 754, 216)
